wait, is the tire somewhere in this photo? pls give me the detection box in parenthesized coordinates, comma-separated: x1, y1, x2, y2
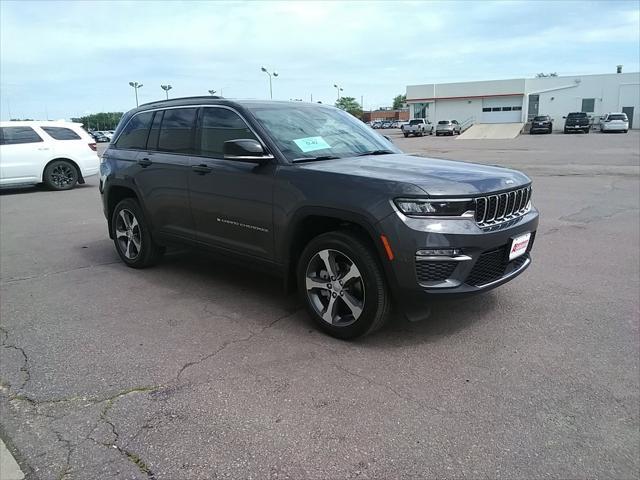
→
(435, 132, 440, 136)
(297, 230, 391, 339)
(403, 133, 409, 138)
(111, 198, 164, 268)
(584, 128, 589, 134)
(624, 130, 628, 133)
(43, 160, 78, 190)
(564, 128, 569, 134)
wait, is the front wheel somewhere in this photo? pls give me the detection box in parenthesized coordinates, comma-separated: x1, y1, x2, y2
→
(403, 133, 409, 138)
(298, 231, 391, 339)
(43, 160, 78, 190)
(111, 198, 164, 268)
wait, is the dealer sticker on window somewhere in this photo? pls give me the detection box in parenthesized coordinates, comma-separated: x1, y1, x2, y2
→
(293, 136, 331, 153)
(509, 232, 531, 261)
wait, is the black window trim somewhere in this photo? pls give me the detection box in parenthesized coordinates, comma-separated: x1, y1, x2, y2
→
(112, 105, 271, 161)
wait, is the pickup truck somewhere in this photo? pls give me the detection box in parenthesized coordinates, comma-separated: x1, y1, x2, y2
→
(402, 119, 433, 137)
(563, 112, 590, 134)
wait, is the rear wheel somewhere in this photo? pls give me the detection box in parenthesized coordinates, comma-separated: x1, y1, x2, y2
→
(111, 198, 164, 268)
(403, 132, 409, 138)
(43, 160, 78, 190)
(298, 231, 391, 339)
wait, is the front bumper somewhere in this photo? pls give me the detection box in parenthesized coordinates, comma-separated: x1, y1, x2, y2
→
(377, 207, 539, 317)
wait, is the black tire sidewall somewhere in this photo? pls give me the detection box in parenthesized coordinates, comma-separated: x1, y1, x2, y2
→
(297, 231, 389, 340)
(44, 160, 78, 191)
(111, 198, 159, 268)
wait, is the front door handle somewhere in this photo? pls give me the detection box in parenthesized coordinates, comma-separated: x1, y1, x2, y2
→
(137, 158, 152, 167)
(192, 164, 213, 175)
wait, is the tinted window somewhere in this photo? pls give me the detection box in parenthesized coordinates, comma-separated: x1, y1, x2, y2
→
(608, 114, 627, 121)
(198, 108, 256, 157)
(116, 112, 153, 149)
(41, 126, 81, 140)
(158, 108, 197, 153)
(0, 126, 43, 145)
(438, 121, 450, 125)
(409, 119, 423, 125)
(567, 112, 587, 118)
(533, 116, 549, 121)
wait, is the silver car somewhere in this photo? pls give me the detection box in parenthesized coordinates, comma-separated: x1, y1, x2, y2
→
(600, 113, 629, 133)
(435, 120, 461, 136)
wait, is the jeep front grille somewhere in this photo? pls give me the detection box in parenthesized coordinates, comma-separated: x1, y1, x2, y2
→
(475, 186, 531, 227)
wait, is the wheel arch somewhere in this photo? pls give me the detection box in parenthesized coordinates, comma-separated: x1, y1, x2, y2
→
(105, 184, 142, 239)
(282, 208, 395, 293)
(42, 157, 85, 184)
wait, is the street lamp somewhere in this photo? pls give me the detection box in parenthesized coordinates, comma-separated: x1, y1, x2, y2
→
(161, 84, 172, 100)
(261, 67, 278, 99)
(333, 84, 343, 101)
(129, 81, 143, 107)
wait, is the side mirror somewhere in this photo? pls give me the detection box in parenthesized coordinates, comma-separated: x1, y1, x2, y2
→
(223, 139, 273, 163)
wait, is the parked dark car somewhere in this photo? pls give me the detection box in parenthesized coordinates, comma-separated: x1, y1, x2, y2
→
(100, 97, 538, 339)
(563, 112, 590, 134)
(529, 115, 552, 134)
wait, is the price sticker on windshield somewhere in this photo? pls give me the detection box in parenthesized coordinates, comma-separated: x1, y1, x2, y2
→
(293, 136, 331, 153)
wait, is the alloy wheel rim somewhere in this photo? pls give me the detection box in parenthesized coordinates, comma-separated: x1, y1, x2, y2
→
(115, 209, 141, 260)
(305, 249, 365, 326)
(50, 164, 75, 188)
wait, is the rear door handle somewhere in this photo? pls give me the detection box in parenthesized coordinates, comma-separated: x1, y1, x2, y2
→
(192, 164, 213, 175)
(137, 158, 152, 167)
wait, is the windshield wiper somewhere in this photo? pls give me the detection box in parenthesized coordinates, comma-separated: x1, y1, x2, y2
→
(292, 155, 341, 163)
(356, 149, 395, 156)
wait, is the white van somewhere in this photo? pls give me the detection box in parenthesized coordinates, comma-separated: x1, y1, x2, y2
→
(0, 121, 99, 190)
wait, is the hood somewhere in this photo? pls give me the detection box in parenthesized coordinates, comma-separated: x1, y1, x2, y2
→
(296, 154, 530, 196)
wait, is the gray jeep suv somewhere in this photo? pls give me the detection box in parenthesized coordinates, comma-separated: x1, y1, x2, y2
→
(100, 97, 538, 339)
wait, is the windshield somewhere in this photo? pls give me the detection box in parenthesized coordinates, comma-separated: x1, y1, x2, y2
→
(567, 113, 587, 118)
(249, 105, 400, 161)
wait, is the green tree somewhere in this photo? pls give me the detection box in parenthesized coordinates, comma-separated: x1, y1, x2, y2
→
(335, 97, 363, 118)
(70, 112, 124, 130)
(392, 94, 407, 109)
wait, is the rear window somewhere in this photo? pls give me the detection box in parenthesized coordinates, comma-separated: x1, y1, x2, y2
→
(533, 116, 549, 121)
(157, 108, 197, 154)
(409, 120, 423, 125)
(41, 126, 81, 140)
(0, 126, 44, 145)
(567, 112, 587, 118)
(115, 112, 154, 150)
(438, 120, 450, 125)
(608, 114, 627, 121)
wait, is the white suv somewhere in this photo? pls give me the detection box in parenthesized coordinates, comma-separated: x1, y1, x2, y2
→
(0, 121, 99, 190)
(599, 113, 629, 133)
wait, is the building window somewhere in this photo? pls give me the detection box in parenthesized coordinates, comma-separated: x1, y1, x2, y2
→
(502, 107, 512, 111)
(491, 107, 501, 112)
(581, 98, 595, 113)
(412, 103, 428, 119)
(513, 106, 522, 111)
(482, 107, 491, 112)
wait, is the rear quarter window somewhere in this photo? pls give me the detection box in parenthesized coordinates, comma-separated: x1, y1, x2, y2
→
(0, 126, 44, 145)
(115, 111, 154, 150)
(41, 126, 81, 140)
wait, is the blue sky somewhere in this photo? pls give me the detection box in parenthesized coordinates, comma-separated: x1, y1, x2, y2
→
(1, 0, 638, 120)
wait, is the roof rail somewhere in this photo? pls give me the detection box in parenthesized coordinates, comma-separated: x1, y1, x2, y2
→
(139, 95, 222, 107)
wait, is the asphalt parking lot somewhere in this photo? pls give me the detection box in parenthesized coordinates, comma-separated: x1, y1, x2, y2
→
(1, 131, 639, 479)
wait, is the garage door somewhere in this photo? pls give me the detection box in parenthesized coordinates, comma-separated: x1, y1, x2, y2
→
(481, 97, 523, 123)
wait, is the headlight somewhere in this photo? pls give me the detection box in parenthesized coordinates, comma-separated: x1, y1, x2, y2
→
(394, 198, 475, 216)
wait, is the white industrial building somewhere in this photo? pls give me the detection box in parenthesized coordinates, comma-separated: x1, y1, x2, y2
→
(406, 71, 640, 131)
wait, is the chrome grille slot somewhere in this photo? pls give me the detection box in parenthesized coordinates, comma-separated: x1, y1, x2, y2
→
(474, 186, 531, 227)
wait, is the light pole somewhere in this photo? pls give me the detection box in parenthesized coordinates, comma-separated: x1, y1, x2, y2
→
(129, 81, 143, 107)
(161, 84, 172, 100)
(261, 67, 278, 99)
(333, 84, 343, 101)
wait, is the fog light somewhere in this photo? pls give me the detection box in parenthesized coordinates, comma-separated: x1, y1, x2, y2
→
(416, 248, 463, 257)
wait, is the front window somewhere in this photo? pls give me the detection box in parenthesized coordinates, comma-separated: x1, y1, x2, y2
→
(249, 105, 399, 161)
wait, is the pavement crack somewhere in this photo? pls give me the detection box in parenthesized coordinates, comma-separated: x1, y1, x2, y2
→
(0, 326, 31, 391)
(176, 309, 301, 381)
(333, 363, 416, 404)
(1, 260, 121, 286)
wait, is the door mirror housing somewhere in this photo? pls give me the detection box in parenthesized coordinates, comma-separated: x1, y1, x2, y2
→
(223, 139, 273, 163)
